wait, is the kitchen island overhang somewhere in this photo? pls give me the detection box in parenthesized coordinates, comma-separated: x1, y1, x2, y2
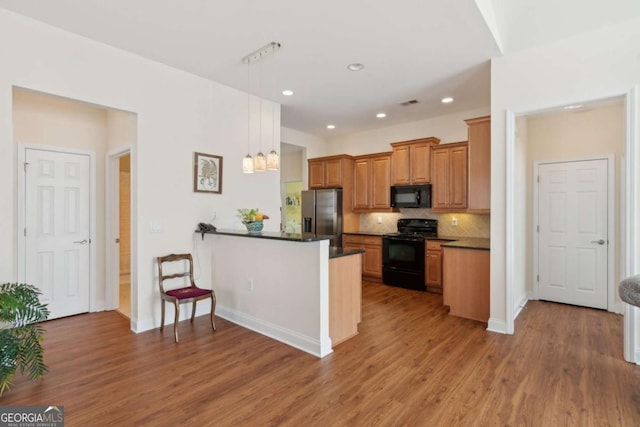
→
(199, 229, 363, 358)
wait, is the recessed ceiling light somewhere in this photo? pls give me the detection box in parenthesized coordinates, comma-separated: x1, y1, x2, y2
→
(563, 104, 583, 110)
(327, 124, 336, 129)
(347, 63, 364, 71)
(376, 113, 386, 118)
(441, 97, 454, 104)
(282, 90, 294, 96)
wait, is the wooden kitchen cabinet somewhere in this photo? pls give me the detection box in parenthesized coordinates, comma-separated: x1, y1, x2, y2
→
(308, 155, 359, 232)
(363, 236, 383, 279)
(329, 252, 363, 346)
(425, 240, 444, 293)
(390, 137, 440, 185)
(466, 116, 491, 213)
(353, 153, 392, 212)
(442, 247, 490, 322)
(308, 155, 354, 189)
(431, 142, 468, 212)
(343, 234, 383, 281)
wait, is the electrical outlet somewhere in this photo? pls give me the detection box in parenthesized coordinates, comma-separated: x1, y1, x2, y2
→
(377, 216, 382, 224)
(451, 217, 458, 226)
(247, 279, 254, 291)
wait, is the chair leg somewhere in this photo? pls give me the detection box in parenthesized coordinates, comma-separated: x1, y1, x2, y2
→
(173, 300, 180, 343)
(160, 300, 165, 331)
(191, 300, 197, 322)
(210, 292, 216, 331)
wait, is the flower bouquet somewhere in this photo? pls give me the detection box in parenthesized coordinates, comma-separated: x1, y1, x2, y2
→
(237, 208, 270, 233)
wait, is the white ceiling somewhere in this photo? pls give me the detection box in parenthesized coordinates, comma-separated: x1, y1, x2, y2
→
(1, 0, 638, 138)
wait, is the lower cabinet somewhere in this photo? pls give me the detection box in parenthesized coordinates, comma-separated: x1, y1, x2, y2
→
(442, 247, 490, 322)
(343, 234, 382, 281)
(425, 240, 444, 293)
(329, 253, 363, 346)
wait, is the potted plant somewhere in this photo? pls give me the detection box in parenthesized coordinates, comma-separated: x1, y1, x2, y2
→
(0, 282, 49, 396)
(237, 208, 270, 233)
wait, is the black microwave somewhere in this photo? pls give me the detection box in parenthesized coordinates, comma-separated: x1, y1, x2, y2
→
(390, 184, 432, 208)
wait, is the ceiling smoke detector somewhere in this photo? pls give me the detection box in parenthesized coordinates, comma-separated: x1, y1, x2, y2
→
(400, 99, 419, 107)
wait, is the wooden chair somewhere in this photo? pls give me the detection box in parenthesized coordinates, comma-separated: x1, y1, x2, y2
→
(157, 253, 216, 342)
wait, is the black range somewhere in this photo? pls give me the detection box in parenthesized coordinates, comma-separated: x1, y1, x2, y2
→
(382, 218, 438, 291)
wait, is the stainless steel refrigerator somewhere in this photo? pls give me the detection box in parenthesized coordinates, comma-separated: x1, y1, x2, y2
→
(301, 189, 343, 247)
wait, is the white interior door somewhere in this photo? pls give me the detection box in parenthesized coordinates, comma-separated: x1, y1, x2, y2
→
(537, 159, 608, 309)
(25, 148, 91, 319)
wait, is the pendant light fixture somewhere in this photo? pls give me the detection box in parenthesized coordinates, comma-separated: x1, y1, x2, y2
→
(241, 42, 281, 173)
(242, 58, 254, 173)
(267, 100, 280, 171)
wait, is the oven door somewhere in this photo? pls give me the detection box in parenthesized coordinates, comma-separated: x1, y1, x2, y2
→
(382, 236, 426, 290)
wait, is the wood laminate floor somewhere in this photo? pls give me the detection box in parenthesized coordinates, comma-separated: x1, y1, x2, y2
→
(2, 281, 639, 426)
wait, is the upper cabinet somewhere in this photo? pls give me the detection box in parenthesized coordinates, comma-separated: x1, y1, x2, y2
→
(353, 153, 392, 212)
(308, 155, 354, 189)
(390, 137, 440, 185)
(465, 116, 491, 213)
(431, 142, 468, 212)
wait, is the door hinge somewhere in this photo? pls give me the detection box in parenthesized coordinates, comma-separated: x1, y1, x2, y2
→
(537, 175, 540, 183)
(537, 225, 539, 232)
(24, 162, 30, 172)
(537, 274, 539, 282)
(24, 227, 26, 237)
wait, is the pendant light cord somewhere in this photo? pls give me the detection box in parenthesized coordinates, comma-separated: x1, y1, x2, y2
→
(247, 59, 251, 155)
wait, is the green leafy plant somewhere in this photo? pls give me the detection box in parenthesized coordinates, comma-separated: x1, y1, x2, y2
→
(237, 208, 269, 223)
(0, 282, 49, 396)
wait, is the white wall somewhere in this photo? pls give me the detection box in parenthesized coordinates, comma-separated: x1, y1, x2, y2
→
(0, 9, 281, 332)
(513, 115, 528, 315)
(106, 109, 137, 153)
(281, 148, 303, 183)
(203, 234, 332, 357)
(281, 126, 327, 159)
(325, 107, 490, 155)
(491, 17, 640, 333)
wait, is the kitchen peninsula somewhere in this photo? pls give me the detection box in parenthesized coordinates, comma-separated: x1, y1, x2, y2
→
(199, 229, 363, 357)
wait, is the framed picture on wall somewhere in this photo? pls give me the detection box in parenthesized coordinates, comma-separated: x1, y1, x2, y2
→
(193, 152, 223, 194)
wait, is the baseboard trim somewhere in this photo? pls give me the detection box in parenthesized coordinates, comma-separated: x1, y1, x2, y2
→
(216, 305, 332, 358)
(487, 318, 508, 334)
(513, 293, 530, 320)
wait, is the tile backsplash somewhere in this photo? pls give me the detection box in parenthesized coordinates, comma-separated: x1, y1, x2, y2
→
(359, 210, 490, 238)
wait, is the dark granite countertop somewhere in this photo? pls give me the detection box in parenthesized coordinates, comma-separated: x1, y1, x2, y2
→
(440, 237, 490, 250)
(329, 247, 365, 259)
(198, 229, 332, 242)
(198, 229, 364, 259)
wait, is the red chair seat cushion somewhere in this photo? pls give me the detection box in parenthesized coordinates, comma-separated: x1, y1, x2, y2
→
(166, 287, 212, 300)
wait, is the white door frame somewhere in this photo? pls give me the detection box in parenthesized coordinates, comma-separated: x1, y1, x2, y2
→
(505, 86, 639, 363)
(623, 87, 639, 363)
(532, 156, 616, 311)
(105, 147, 132, 314)
(17, 143, 97, 312)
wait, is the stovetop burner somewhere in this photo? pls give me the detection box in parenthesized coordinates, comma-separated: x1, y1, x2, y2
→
(384, 218, 438, 239)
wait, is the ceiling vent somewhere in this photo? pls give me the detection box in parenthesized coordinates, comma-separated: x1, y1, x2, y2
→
(400, 99, 419, 107)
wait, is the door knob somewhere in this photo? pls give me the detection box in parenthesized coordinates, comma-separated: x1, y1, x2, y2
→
(591, 239, 606, 245)
(73, 239, 88, 245)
